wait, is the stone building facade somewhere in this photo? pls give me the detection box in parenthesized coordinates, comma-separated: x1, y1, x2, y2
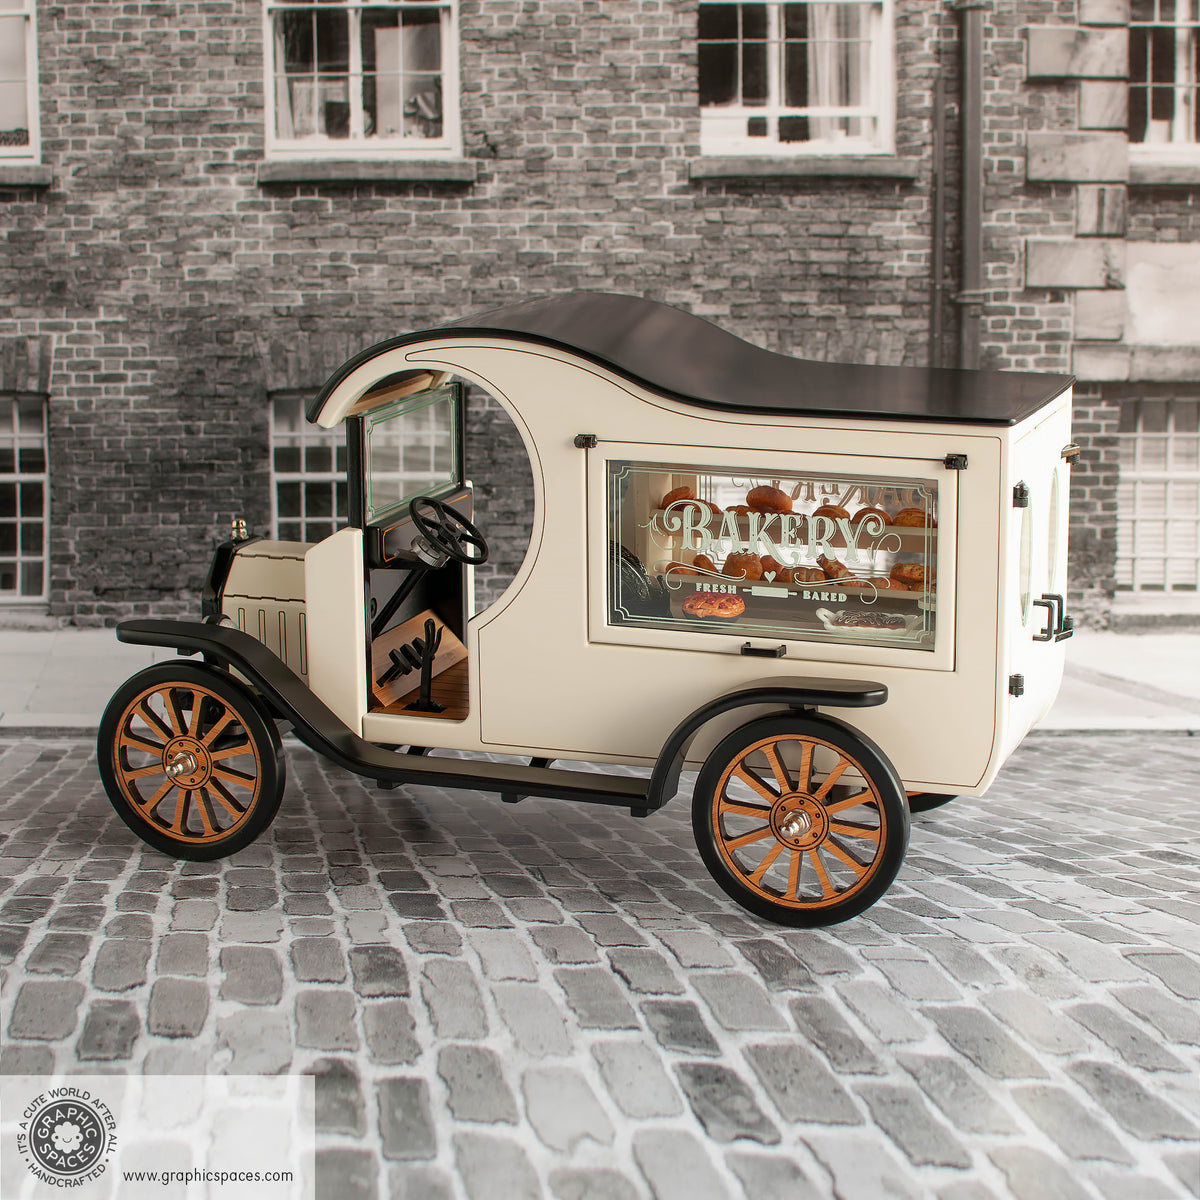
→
(0, 0, 1197, 625)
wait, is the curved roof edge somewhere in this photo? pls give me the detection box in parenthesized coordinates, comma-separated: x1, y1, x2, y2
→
(309, 290, 1074, 427)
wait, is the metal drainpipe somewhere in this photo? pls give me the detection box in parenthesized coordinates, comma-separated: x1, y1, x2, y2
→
(956, 0, 988, 370)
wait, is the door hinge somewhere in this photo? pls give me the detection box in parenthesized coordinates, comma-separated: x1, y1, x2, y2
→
(1009, 674, 1025, 697)
(943, 453, 968, 470)
(573, 433, 598, 449)
(1013, 481, 1030, 508)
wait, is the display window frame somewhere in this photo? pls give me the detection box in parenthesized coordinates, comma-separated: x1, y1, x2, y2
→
(586, 442, 957, 672)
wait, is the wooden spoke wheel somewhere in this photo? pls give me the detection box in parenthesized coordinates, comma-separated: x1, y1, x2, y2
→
(98, 662, 284, 861)
(907, 791, 957, 814)
(692, 714, 909, 927)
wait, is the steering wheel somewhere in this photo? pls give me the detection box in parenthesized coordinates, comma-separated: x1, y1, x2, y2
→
(409, 495, 489, 566)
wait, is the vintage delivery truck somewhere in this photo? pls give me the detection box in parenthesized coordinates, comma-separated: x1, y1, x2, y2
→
(98, 292, 1076, 926)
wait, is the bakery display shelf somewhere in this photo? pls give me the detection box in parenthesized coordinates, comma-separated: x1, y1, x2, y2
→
(667, 587, 932, 624)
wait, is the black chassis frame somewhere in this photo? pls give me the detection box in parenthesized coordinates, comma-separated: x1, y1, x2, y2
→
(116, 619, 889, 817)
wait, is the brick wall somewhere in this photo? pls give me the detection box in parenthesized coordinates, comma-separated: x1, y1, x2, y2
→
(1068, 384, 1120, 623)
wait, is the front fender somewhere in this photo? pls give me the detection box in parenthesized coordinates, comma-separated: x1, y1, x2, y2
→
(644, 677, 888, 814)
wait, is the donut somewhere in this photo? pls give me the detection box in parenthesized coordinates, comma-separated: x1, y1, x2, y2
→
(682, 592, 746, 620)
(747, 485, 792, 514)
(893, 507, 936, 528)
(661, 485, 695, 508)
(852, 506, 892, 527)
(812, 504, 850, 522)
(783, 566, 826, 585)
(722, 551, 763, 581)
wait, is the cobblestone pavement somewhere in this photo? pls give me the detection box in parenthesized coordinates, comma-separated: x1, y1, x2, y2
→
(1, 732, 1199, 1200)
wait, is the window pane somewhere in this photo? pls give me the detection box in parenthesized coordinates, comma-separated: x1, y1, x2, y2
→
(0, 447, 12, 472)
(16, 398, 43, 433)
(784, 4, 808, 39)
(20, 521, 40, 554)
(779, 114, 809, 141)
(0, 82, 28, 143)
(403, 75, 442, 137)
(403, 8, 442, 73)
(699, 43, 738, 107)
(19, 482, 41, 516)
(0, 523, 14, 554)
(784, 42, 809, 108)
(278, 522, 302, 541)
(741, 4, 767, 40)
(699, 4, 738, 41)
(314, 11, 349, 72)
(0, 18, 25, 79)
(742, 41, 767, 105)
(0, 484, 13, 518)
(279, 11, 314, 72)
(279, 481, 301, 518)
(19, 561, 41, 596)
(305, 444, 331, 473)
(274, 445, 301, 472)
(0, 563, 15, 591)
(18, 445, 44, 472)
(305, 482, 332, 519)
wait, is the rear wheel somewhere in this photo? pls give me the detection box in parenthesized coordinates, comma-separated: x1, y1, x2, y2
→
(692, 714, 909, 927)
(97, 662, 285, 860)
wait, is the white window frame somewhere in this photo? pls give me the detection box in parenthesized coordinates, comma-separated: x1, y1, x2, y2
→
(1129, 0, 1200, 160)
(698, 0, 894, 158)
(0, 0, 41, 163)
(0, 395, 49, 604)
(270, 394, 350, 543)
(263, 0, 461, 160)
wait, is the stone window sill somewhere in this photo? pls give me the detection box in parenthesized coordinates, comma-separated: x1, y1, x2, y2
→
(257, 159, 477, 185)
(689, 156, 921, 181)
(0, 164, 52, 188)
(1129, 156, 1200, 186)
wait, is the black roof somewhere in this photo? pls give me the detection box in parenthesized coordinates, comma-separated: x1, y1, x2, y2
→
(314, 291, 1073, 427)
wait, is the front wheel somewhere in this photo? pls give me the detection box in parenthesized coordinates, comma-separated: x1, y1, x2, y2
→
(692, 714, 909, 927)
(97, 662, 285, 861)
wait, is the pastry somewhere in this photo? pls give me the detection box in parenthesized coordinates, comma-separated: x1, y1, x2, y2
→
(759, 554, 783, 578)
(661, 485, 695, 507)
(682, 592, 746, 619)
(725, 504, 752, 515)
(829, 611, 907, 630)
(812, 504, 850, 522)
(664, 562, 698, 576)
(893, 507, 936, 528)
(747, 485, 792, 514)
(722, 551, 763, 581)
(851, 506, 892, 527)
(783, 566, 826, 585)
(696, 499, 722, 518)
(817, 554, 851, 580)
(693, 553, 716, 573)
(889, 562, 933, 588)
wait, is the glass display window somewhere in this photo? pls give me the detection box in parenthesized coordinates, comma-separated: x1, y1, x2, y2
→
(604, 457, 940, 653)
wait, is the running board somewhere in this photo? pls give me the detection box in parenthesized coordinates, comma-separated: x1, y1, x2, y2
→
(116, 620, 654, 815)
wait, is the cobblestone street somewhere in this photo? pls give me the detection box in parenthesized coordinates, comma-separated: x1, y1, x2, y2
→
(1, 732, 1198, 1200)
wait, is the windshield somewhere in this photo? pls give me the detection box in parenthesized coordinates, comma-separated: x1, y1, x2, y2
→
(363, 384, 461, 523)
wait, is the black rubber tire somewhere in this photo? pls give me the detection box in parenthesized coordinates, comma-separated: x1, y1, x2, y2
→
(692, 713, 909, 927)
(97, 661, 285, 861)
(907, 792, 957, 814)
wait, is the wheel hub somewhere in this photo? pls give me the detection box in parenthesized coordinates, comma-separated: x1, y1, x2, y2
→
(770, 794, 829, 850)
(162, 737, 212, 789)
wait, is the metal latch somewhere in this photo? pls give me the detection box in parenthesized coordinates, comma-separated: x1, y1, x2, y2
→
(1009, 674, 1025, 697)
(943, 453, 968, 470)
(741, 643, 787, 658)
(1013, 481, 1030, 508)
(573, 433, 598, 449)
(1033, 593, 1075, 643)
(1061, 443, 1081, 464)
